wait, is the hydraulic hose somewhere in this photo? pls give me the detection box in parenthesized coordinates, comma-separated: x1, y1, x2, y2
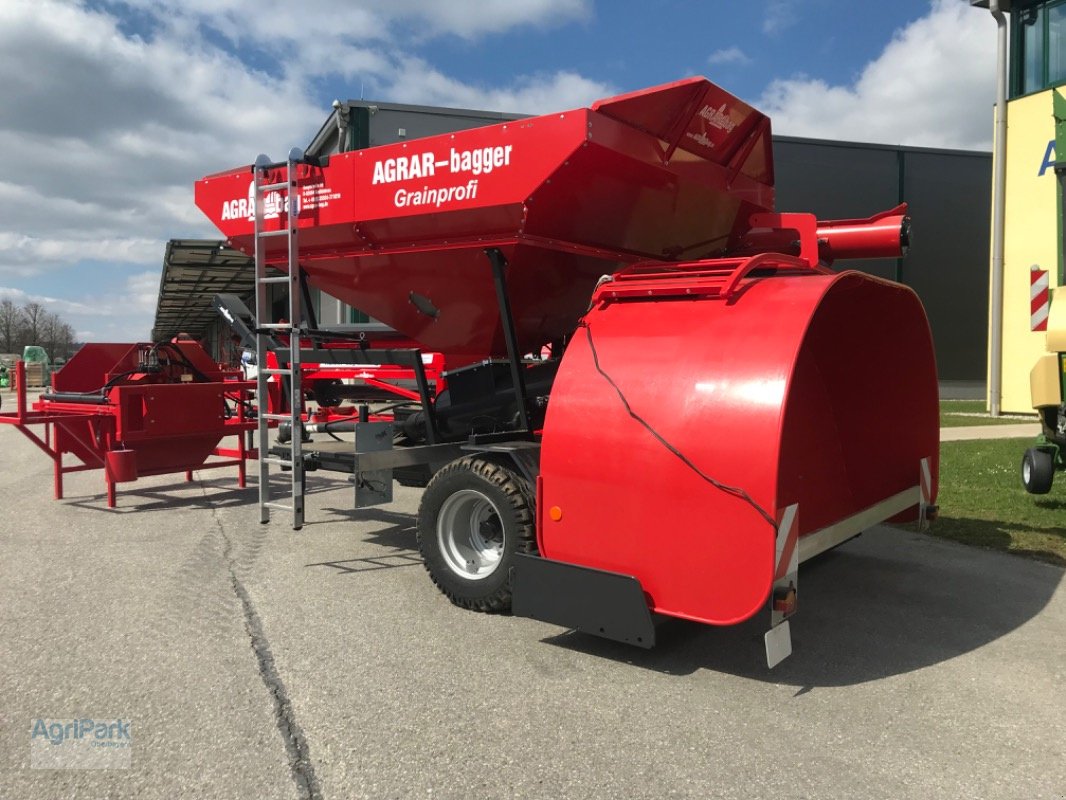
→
(40, 392, 110, 405)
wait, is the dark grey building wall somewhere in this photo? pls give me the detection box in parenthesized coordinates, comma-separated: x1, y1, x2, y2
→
(901, 150, 992, 382)
(774, 137, 992, 382)
(308, 101, 523, 158)
(361, 106, 522, 148)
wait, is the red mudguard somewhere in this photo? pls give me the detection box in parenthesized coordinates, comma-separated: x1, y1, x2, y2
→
(538, 270, 939, 625)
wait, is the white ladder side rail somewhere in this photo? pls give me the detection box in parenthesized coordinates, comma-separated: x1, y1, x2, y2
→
(252, 149, 307, 530)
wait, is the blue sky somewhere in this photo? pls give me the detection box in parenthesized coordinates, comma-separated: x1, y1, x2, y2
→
(423, 1, 937, 107)
(0, 0, 995, 342)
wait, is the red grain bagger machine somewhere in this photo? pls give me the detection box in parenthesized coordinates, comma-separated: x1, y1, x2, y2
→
(196, 77, 939, 665)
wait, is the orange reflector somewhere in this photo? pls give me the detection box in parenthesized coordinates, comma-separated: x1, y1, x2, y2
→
(772, 585, 797, 615)
(549, 506, 563, 521)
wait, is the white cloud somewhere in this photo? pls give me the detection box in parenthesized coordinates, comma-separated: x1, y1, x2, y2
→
(111, 0, 590, 41)
(380, 62, 612, 114)
(707, 47, 751, 66)
(0, 231, 160, 274)
(763, 0, 800, 36)
(0, 0, 322, 276)
(758, 0, 995, 149)
(0, 286, 95, 316)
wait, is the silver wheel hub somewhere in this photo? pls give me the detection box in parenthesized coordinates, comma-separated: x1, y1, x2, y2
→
(437, 489, 505, 580)
(1023, 458, 1032, 484)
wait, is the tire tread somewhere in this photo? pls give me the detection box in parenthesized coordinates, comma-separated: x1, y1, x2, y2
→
(416, 455, 536, 613)
(1021, 447, 1056, 495)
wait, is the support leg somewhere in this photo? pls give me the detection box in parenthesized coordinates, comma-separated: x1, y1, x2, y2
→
(50, 424, 64, 500)
(485, 248, 531, 433)
(53, 454, 63, 501)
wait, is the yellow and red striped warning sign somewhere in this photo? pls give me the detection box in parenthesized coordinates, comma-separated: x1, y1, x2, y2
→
(1032, 266, 1050, 332)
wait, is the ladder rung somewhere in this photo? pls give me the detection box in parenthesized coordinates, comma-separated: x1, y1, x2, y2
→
(262, 457, 294, 467)
(259, 323, 293, 330)
(259, 368, 293, 376)
(263, 501, 294, 511)
(259, 182, 289, 192)
(258, 275, 291, 284)
(260, 412, 292, 420)
(257, 229, 289, 239)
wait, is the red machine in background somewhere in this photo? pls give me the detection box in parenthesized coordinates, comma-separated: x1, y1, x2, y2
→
(216, 293, 446, 425)
(189, 75, 941, 666)
(0, 340, 256, 507)
(0, 333, 445, 505)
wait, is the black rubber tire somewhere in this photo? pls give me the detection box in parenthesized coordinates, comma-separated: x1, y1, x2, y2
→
(416, 455, 536, 612)
(1021, 448, 1055, 495)
(310, 379, 344, 407)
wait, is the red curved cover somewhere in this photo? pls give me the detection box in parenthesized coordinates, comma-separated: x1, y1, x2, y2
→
(537, 271, 939, 625)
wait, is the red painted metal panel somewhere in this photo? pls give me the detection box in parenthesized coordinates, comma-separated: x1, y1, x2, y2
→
(538, 270, 938, 626)
(111, 383, 229, 475)
(197, 112, 587, 241)
(591, 76, 774, 184)
(52, 343, 139, 393)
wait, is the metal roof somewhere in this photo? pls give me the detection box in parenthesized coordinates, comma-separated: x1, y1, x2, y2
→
(306, 99, 526, 157)
(151, 239, 253, 341)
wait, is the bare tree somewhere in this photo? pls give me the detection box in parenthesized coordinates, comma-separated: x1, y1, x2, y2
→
(41, 311, 61, 361)
(57, 322, 76, 361)
(0, 299, 19, 353)
(21, 302, 46, 346)
(40, 313, 77, 362)
(0, 301, 78, 360)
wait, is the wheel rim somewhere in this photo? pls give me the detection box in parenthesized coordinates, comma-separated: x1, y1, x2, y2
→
(436, 489, 505, 580)
(1023, 457, 1032, 485)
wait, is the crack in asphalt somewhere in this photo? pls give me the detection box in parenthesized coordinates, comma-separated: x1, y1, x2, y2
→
(202, 483, 323, 800)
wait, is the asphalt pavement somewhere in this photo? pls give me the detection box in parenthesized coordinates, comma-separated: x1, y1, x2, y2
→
(1, 418, 1064, 799)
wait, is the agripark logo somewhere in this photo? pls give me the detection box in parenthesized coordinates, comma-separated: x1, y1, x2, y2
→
(220, 180, 288, 222)
(30, 717, 133, 770)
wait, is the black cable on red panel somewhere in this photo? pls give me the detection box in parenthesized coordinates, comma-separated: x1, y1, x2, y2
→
(579, 322, 777, 530)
